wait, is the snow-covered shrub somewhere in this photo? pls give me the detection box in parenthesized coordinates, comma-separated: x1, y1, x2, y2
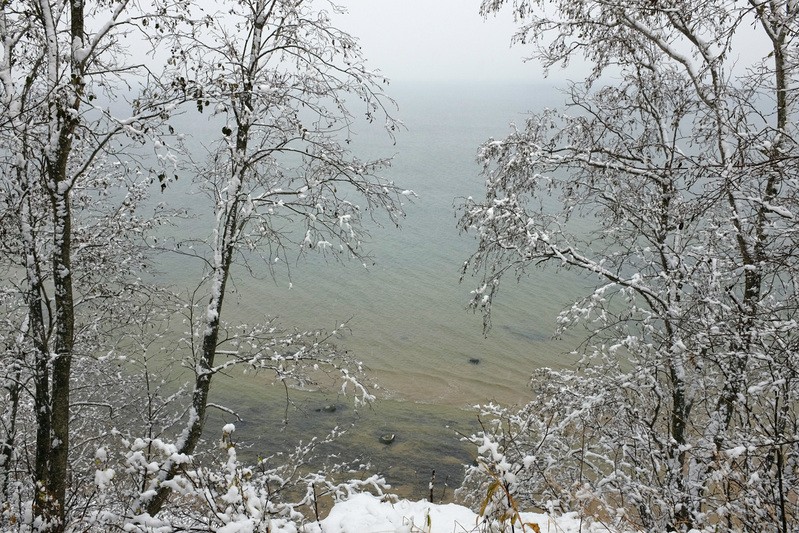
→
(458, 368, 624, 533)
(459, 358, 799, 533)
(82, 423, 392, 532)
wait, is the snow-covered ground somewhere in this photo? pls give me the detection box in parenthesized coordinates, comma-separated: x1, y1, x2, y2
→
(295, 493, 610, 533)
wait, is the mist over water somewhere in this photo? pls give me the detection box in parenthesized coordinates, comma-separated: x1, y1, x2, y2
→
(161, 82, 591, 498)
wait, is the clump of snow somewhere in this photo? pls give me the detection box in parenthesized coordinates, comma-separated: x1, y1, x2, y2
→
(725, 445, 748, 459)
(292, 493, 613, 533)
(95, 447, 108, 462)
(94, 468, 115, 490)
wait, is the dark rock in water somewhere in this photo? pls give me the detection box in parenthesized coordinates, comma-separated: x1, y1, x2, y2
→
(468, 358, 480, 365)
(379, 433, 395, 445)
(315, 404, 337, 413)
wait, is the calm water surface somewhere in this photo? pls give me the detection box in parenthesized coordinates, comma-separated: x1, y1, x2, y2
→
(165, 82, 591, 499)
(217, 82, 587, 403)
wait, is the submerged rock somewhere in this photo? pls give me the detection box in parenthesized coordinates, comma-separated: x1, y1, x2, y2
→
(468, 358, 480, 365)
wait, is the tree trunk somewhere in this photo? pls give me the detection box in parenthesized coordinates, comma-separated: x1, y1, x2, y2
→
(40, 1, 83, 527)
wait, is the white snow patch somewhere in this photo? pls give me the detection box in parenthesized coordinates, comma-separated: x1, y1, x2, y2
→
(300, 493, 615, 533)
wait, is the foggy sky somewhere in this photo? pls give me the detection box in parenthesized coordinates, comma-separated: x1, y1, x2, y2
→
(336, 0, 766, 85)
(335, 0, 544, 83)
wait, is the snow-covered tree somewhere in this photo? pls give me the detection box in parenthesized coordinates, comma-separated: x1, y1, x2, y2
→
(0, 0, 182, 529)
(131, 0, 406, 518)
(460, 0, 799, 531)
(1, 0, 404, 530)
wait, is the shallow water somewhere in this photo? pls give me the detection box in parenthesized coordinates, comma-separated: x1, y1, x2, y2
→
(206, 385, 482, 502)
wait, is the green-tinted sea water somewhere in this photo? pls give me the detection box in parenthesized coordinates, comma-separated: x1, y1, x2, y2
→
(158, 82, 589, 499)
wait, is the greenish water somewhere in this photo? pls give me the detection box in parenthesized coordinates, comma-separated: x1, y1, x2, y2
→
(207, 386, 481, 501)
(159, 82, 589, 499)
